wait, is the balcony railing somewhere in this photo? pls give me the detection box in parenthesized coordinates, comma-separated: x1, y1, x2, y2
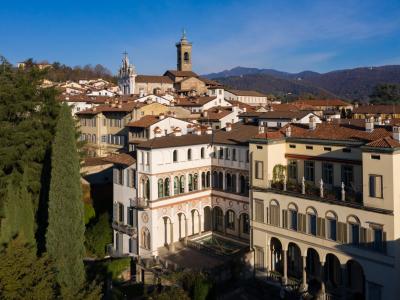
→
(112, 221, 137, 237)
(130, 197, 148, 208)
(269, 180, 363, 205)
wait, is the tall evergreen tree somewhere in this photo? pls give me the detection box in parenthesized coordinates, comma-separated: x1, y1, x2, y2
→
(46, 104, 86, 296)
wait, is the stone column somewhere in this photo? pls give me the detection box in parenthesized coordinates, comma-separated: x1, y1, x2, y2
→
(300, 255, 308, 291)
(169, 175, 173, 196)
(222, 171, 226, 191)
(198, 171, 203, 190)
(184, 218, 188, 246)
(223, 212, 226, 233)
(184, 173, 189, 193)
(169, 222, 175, 252)
(282, 249, 288, 285)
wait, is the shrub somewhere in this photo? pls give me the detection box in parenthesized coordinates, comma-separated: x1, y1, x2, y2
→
(85, 213, 112, 258)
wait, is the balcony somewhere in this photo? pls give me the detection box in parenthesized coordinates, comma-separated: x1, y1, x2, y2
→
(130, 197, 149, 209)
(112, 221, 137, 237)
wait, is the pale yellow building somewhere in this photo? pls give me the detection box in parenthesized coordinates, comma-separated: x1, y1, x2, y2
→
(250, 118, 400, 300)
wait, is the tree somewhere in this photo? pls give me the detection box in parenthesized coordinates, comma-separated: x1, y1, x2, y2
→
(85, 213, 113, 258)
(370, 83, 400, 104)
(0, 237, 57, 299)
(46, 104, 86, 296)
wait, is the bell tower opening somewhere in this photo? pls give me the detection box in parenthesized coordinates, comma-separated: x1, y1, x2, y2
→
(176, 29, 192, 72)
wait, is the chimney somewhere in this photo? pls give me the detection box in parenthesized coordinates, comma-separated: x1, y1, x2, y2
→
(309, 115, 317, 130)
(258, 125, 266, 134)
(285, 126, 291, 137)
(385, 118, 391, 125)
(226, 122, 232, 132)
(154, 127, 162, 138)
(365, 117, 374, 132)
(203, 111, 208, 118)
(243, 107, 247, 112)
(206, 126, 213, 135)
(173, 127, 182, 136)
(393, 125, 400, 141)
(117, 104, 122, 108)
(159, 113, 165, 120)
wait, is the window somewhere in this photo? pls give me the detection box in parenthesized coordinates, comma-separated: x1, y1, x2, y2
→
(232, 149, 236, 161)
(114, 167, 124, 185)
(118, 203, 124, 223)
(255, 200, 264, 222)
(164, 178, 170, 197)
(256, 146, 263, 150)
(201, 147, 205, 159)
(173, 150, 178, 162)
(246, 150, 250, 162)
(373, 227, 383, 251)
(306, 145, 313, 150)
(304, 161, 315, 182)
(219, 148, 223, 159)
(158, 179, 164, 198)
(341, 165, 353, 187)
(369, 175, 383, 198)
(349, 223, 360, 245)
(308, 213, 317, 236)
(254, 247, 265, 271)
(226, 210, 235, 230)
(269, 201, 280, 226)
(187, 149, 192, 160)
(179, 175, 185, 193)
(225, 148, 230, 160)
(242, 214, 250, 234)
(289, 144, 296, 148)
(127, 169, 136, 188)
(289, 209, 298, 231)
(174, 176, 179, 195)
(127, 207, 134, 226)
(288, 160, 297, 180)
(371, 154, 380, 160)
(322, 163, 334, 185)
(327, 217, 337, 241)
(255, 161, 264, 179)
(324, 147, 332, 151)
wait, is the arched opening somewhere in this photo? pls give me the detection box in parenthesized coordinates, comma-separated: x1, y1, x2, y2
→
(232, 174, 237, 193)
(325, 253, 341, 289)
(179, 175, 185, 193)
(212, 171, 218, 188)
(306, 207, 317, 236)
(142, 178, 150, 199)
(174, 176, 179, 195)
(213, 206, 223, 232)
(270, 237, 283, 275)
(164, 178, 170, 197)
(163, 217, 173, 247)
(347, 260, 365, 299)
(206, 171, 211, 188)
(225, 209, 236, 231)
(177, 213, 187, 240)
(158, 178, 164, 198)
(203, 206, 212, 232)
(191, 209, 201, 235)
(240, 175, 245, 194)
(287, 242, 302, 280)
(201, 172, 206, 189)
(226, 173, 232, 192)
(288, 203, 298, 231)
(184, 51, 190, 62)
(193, 173, 198, 191)
(218, 172, 223, 189)
(269, 200, 280, 226)
(201, 147, 205, 159)
(239, 213, 250, 236)
(188, 174, 193, 192)
(347, 215, 361, 246)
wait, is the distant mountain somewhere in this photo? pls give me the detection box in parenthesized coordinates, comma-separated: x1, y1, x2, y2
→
(204, 65, 400, 102)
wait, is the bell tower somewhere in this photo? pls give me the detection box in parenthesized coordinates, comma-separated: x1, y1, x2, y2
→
(176, 29, 192, 72)
(118, 52, 137, 95)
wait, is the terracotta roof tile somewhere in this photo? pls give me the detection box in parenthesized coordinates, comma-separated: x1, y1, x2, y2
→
(292, 99, 352, 107)
(353, 105, 400, 115)
(103, 153, 136, 166)
(227, 89, 267, 97)
(136, 75, 173, 84)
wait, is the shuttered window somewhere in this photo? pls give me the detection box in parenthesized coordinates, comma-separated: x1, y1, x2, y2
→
(327, 218, 337, 241)
(308, 214, 317, 236)
(289, 210, 297, 231)
(317, 217, 326, 238)
(288, 160, 297, 180)
(369, 175, 383, 198)
(255, 161, 264, 180)
(297, 213, 307, 233)
(254, 200, 264, 222)
(269, 204, 280, 226)
(349, 223, 360, 245)
(282, 209, 288, 229)
(337, 222, 347, 243)
(304, 161, 315, 182)
(255, 247, 265, 271)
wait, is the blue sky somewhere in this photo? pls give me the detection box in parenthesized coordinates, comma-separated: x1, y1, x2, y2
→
(1, 0, 400, 75)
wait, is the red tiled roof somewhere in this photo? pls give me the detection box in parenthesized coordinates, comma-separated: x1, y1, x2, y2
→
(103, 153, 136, 166)
(353, 105, 400, 115)
(227, 89, 267, 97)
(365, 137, 400, 148)
(292, 99, 352, 107)
(136, 75, 173, 84)
(174, 96, 216, 107)
(76, 101, 144, 115)
(126, 115, 161, 128)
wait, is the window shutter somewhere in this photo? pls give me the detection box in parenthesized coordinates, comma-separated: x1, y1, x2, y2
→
(121, 169, 124, 185)
(360, 227, 367, 246)
(127, 209, 131, 226)
(297, 213, 303, 232)
(127, 170, 131, 187)
(302, 214, 307, 233)
(113, 168, 118, 184)
(338, 222, 347, 243)
(266, 207, 269, 224)
(317, 217, 325, 238)
(282, 209, 288, 229)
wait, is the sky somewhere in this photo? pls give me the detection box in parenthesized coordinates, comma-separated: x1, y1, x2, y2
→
(1, 0, 400, 75)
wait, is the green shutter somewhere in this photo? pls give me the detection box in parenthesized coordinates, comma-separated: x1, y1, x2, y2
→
(282, 209, 288, 229)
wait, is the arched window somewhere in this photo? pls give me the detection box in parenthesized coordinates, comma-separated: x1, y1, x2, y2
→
(179, 175, 185, 193)
(187, 149, 192, 161)
(174, 176, 179, 195)
(326, 211, 338, 241)
(184, 51, 190, 62)
(158, 179, 164, 198)
(145, 179, 150, 199)
(218, 172, 223, 189)
(188, 174, 193, 192)
(269, 200, 280, 226)
(206, 171, 211, 188)
(226, 210, 236, 230)
(212, 171, 218, 188)
(201, 172, 206, 188)
(193, 173, 198, 190)
(347, 215, 360, 245)
(173, 150, 178, 162)
(164, 178, 170, 197)
(241, 213, 250, 234)
(232, 174, 237, 193)
(201, 147, 205, 159)
(214, 207, 223, 230)
(306, 207, 317, 236)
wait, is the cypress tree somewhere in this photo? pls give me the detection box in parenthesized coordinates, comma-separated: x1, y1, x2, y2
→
(46, 104, 86, 296)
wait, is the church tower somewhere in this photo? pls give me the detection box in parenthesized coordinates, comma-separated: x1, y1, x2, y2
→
(118, 52, 137, 95)
(176, 29, 192, 72)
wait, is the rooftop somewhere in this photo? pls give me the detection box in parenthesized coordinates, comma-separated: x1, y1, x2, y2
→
(227, 89, 267, 97)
